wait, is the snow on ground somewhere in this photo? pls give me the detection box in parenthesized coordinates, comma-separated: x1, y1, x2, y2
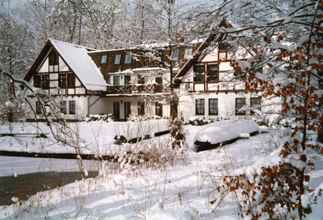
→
(0, 125, 296, 220)
(0, 119, 169, 155)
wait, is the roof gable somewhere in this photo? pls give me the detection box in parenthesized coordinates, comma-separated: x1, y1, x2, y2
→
(25, 39, 107, 91)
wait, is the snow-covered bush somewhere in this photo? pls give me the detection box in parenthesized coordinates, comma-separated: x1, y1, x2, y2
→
(85, 114, 113, 122)
(188, 117, 213, 126)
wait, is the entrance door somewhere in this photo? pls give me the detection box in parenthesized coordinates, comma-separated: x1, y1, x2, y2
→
(113, 102, 120, 121)
(124, 102, 131, 120)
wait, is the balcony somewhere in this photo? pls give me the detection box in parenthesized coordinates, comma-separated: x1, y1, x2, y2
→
(106, 84, 169, 94)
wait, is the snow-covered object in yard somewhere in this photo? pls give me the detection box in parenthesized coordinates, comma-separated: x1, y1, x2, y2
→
(193, 120, 259, 151)
(50, 39, 107, 91)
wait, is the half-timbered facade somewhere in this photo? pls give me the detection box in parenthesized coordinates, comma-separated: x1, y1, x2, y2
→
(24, 39, 108, 120)
(174, 41, 270, 121)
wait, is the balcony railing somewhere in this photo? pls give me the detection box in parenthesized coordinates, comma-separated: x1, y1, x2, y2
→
(106, 84, 169, 94)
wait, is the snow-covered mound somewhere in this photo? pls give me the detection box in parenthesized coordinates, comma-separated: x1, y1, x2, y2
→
(193, 120, 259, 151)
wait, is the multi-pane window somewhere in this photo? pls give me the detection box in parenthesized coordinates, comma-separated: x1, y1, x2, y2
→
(34, 74, 49, 89)
(209, 98, 218, 115)
(113, 75, 120, 86)
(59, 73, 67, 88)
(138, 102, 145, 116)
(101, 55, 108, 64)
(124, 75, 131, 85)
(114, 54, 121, 64)
(235, 97, 246, 115)
(319, 77, 323, 89)
(69, 100, 76, 115)
(195, 99, 205, 115)
(171, 48, 179, 61)
(42, 74, 50, 89)
(207, 64, 219, 82)
(155, 102, 163, 117)
(59, 73, 75, 88)
(193, 64, 205, 83)
(48, 51, 59, 66)
(33, 75, 41, 88)
(60, 101, 67, 114)
(113, 102, 120, 120)
(184, 48, 193, 59)
(124, 102, 131, 119)
(36, 101, 42, 115)
(250, 97, 262, 115)
(124, 52, 132, 64)
(67, 74, 75, 88)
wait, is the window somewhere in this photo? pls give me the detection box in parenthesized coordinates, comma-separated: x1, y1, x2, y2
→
(69, 100, 76, 115)
(101, 55, 108, 64)
(42, 74, 50, 89)
(138, 75, 145, 84)
(250, 97, 261, 115)
(59, 73, 67, 88)
(319, 77, 323, 89)
(60, 101, 67, 114)
(34, 75, 41, 88)
(113, 75, 120, 86)
(48, 50, 59, 66)
(36, 101, 42, 115)
(124, 52, 132, 64)
(67, 74, 75, 88)
(219, 50, 227, 61)
(114, 54, 121, 64)
(195, 99, 205, 115)
(171, 48, 179, 61)
(138, 102, 145, 116)
(209, 98, 218, 115)
(235, 98, 246, 115)
(124, 102, 131, 119)
(113, 102, 120, 120)
(155, 77, 163, 85)
(207, 64, 219, 82)
(184, 48, 193, 59)
(193, 64, 205, 83)
(155, 102, 163, 117)
(59, 73, 74, 88)
(125, 75, 131, 85)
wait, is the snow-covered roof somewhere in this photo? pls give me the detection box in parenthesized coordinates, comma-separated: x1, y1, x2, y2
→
(49, 39, 107, 91)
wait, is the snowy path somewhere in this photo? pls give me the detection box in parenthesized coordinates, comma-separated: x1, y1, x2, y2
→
(0, 129, 290, 220)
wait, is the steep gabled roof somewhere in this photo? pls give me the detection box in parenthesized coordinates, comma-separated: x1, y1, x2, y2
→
(173, 19, 232, 87)
(25, 39, 107, 91)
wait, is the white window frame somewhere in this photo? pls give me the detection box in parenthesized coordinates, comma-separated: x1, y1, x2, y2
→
(184, 48, 193, 59)
(124, 52, 132, 64)
(101, 54, 108, 64)
(114, 54, 121, 64)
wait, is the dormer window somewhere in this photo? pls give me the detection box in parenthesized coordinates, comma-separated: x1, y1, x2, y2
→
(114, 54, 121, 64)
(124, 52, 132, 64)
(101, 54, 108, 64)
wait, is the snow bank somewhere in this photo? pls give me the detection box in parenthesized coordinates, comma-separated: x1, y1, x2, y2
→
(0, 119, 169, 155)
(193, 120, 259, 151)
